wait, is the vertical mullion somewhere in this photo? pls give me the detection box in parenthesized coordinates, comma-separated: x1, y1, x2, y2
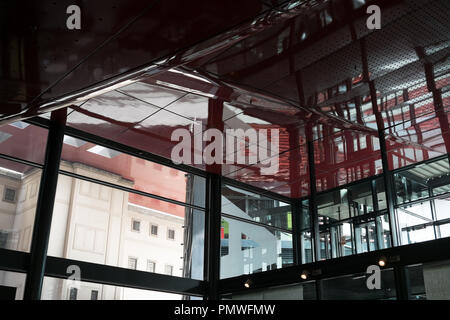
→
(291, 198, 302, 265)
(204, 173, 221, 300)
(307, 140, 321, 262)
(24, 109, 66, 300)
(307, 139, 324, 300)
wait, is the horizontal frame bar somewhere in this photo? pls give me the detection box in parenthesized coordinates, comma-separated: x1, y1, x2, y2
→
(45, 256, 205, 296)
(59, 169, 205, 212)
(218, 236, 450, 295)
(0, 153, 44, 169)
(0, 249, 29, 273)
(62, 124, 208, 178)
(221, 176, 292, 203)
(221, 213, 293, 234)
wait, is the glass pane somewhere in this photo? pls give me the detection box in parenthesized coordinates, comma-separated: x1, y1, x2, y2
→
(300, 199, 311, 231)
(434, 196, 450, 220)
(331, 222, 354, 257)
(48, 175, 204, 280)
(322, 269, 396, 300)
(220, 216, 293, 279)
(223, 282, 316, 300)
(221, 184, 292, 230)
(0, 122, 48, 164)
(61, 135, 206, 208)
(315, 130, 382, 192)
(301, 231, 313, 264)
(0, 158, 41, 252)
(0, 270, 26, 300)
(395, 158, 450, 205)
(348, 182, 374, 215)
(438, 223, 450, 238)
(317, 189, 350, 223)
(406, 262, 450, 300)
(377, 214, 392, 249)
(319, 231, 332, 261)
(400, 224, 435, 245)
(375, 177, 387, 211)
(395, 173, 429, 205)
(41, 277, 192, 300)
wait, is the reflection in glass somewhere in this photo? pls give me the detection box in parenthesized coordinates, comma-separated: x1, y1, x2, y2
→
(322, 269, 396, 300)
(220, 217, 293, 279)
(48, 174, 204, 280)
(221, 184, 292, 230)
(397, 201, 435, 244)
(0, 122, 48, 164)
(0, 270, 26, 300)
(300, 231, 313, 264)
(61, 135, 206, 208)
(41, 277, 190, 300)
(406, 263, 450, 300)
(317, 189, 350, 223)
(348, 182, 373, 216)
(0, 159, 41, 252)
(224, 282, 316, 300)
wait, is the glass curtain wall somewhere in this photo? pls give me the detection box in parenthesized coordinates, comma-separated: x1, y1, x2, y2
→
(0, 121, 48, 299)
(220, 184, 296, 278)
(394, 157, 450, 245)
(316, 177, 391, 261)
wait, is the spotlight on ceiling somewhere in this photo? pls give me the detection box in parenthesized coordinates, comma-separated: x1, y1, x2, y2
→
(378, 257, 387, 267)
(300, 270, 309, 280)
(244, 279, 252, 288)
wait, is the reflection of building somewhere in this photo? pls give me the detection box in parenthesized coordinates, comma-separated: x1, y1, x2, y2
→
(0, 160, 185, 300)
(0, 168, 40, 252)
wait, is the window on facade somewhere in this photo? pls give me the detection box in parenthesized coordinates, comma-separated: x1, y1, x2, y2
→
(168, 229, 175, 240)
(165, 265, 173, 276)
(150, 224, 158, 236)
(3, 187, 16, 203)
(147, 260, 156, 273)
(69, 287, 78, 300)
(90, 290, 99, 300)
(128, 257, 137, 270)
(132, 219, 140, 232)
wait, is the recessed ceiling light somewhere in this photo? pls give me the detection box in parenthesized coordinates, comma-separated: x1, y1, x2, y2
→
(9, 121, 30, 129)
(87, 145, 121, 158)
(63, 136, 87, 148)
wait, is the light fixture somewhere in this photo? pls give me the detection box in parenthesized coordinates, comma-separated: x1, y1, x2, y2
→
(244, 279, 252, 288)
(300, 270, 309, 280)
(378, 257, 386, 267)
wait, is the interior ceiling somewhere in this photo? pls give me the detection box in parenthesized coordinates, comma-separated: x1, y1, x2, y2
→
(1, 0, 450, 198)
